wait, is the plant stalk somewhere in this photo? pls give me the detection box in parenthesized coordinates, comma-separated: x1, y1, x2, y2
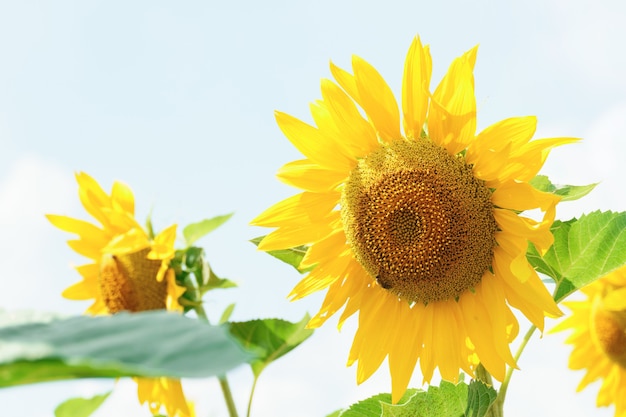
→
(194, 303, 240, 417)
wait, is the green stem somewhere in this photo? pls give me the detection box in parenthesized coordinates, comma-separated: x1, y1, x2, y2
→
(492, 324, 538, 416)
(194, 303, 240, 417)
(219, 375, 240, 417)
(246, 376, 259, 417)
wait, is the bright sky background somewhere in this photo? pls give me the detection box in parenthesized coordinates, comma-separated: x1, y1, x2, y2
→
(1, 1, 626, 416)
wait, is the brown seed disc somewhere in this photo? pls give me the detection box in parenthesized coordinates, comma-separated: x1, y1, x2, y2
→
(99, 248, 167, 313)
(341, 138, 497, 304)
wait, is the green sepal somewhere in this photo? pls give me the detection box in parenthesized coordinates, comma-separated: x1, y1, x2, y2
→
(183, 213, 234, 247)
(529, 175, 597, 201)
(250, 236, 313, 273)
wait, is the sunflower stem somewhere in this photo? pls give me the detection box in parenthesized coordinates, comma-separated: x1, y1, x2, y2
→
(246, 375, 259, 417)
(194, 303, 240, 417)
(491, 324, 538, 416)
(219, 375, 240, 417)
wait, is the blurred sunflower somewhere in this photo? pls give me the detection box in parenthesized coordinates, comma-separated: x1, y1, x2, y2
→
(552, 266, 626, 416)
(47, 172, 193, 417)
(252, 36, 577, 401)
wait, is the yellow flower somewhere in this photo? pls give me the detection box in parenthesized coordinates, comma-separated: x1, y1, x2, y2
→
(252, 36, 576, 401)
(47, 172, 192, 417)
(552, 267, 626, 416)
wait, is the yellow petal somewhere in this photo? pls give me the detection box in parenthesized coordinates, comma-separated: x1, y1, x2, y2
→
(428, 46, 477, 154)
(491, 181, 559, 212)
(319, 79, 379, 157)
(276, 159, 347, 192)
(111, 180, 135, 215)
(352, 55, 401, 142)
(251, 191, 339, 227)
(402, 36, 432, 138)
(275, 111, 355, 172)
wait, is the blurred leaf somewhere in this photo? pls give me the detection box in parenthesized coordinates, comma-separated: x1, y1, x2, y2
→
(465, 380, 497, 417)
(219, 303, 236, 325)
(325, 411, 343, 417)
(229, 314, 313, 377)
(527, 211, 626, 301)
(54, 392, 111, 417)
(183, 213, 233, 247)
(250, 236, 312, 273)
(0, 310, 250, 387)
(530, 175, 597, 202)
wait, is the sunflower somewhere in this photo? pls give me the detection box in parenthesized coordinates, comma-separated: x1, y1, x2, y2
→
(552, 266, 626, 416)
(252, 36, 577, 401)
(47, 172, 193, 417)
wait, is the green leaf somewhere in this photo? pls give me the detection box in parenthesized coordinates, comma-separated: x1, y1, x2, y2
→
(229, 314, 314, 377)
(219, 303, 236, 325)
(335, 380, 472, 417)
(325, 411, 343, 417)
(183, 213, 233, 246)
(0, 310, 250, 387)
(250, 236, 312, 273)
(54, 392, 111, 417)
(465, 380, 497, 417)
(530, 175, 597, 201)
(381, 381, 467, 417)
(527, 211, 626, 301)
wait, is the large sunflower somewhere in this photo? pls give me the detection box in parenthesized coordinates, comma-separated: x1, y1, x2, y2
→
(552, 266, 626, 416)
(47, 172, 193, 417)
(252, 36, 577, 401)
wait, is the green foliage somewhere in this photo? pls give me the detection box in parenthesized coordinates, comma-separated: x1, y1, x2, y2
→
(219, 303, 236, 324)
(250, 236, 312, 273)
(183, 213, 234, 247)
(527, 210, 626, 301)
(229, 314, 314, 377)
(529, 175, 597, 202)
(465, 380, 497, 417)
(171, 246, 236, 313)
(54, 392, 111, 417)
(330, 379, 496, 417)
(0, 310, 250, 387)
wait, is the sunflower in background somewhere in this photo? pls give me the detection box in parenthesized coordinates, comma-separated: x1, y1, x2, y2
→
(252, 36, 577, 401)
(47, 172, 193, 417)
(552, 266, 626, 416)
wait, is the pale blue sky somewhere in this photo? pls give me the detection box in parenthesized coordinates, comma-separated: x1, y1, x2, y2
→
(1, 1, 626, 416)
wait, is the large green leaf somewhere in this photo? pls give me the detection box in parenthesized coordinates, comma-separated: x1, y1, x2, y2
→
(527, 211, 626, 301)
(183, 213, 233, 247)
(54, 392, 111, 417)
(331, 379, 495, 417)
(250, 236, 312, 273)
(529, 175, 597, 202)
(229, 314, 313, 377)
(0, 310, 249, 387)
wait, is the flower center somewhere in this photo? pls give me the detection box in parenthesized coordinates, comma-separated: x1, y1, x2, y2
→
(591, 296, 626, 368)
(341, 139, 497, 304)
(99, 248, 168, 313)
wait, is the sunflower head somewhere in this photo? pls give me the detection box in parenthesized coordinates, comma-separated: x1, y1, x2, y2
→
(47, 172, 185, 314)
(553, 266, 626, 415)
(253, 36, 576, 400)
